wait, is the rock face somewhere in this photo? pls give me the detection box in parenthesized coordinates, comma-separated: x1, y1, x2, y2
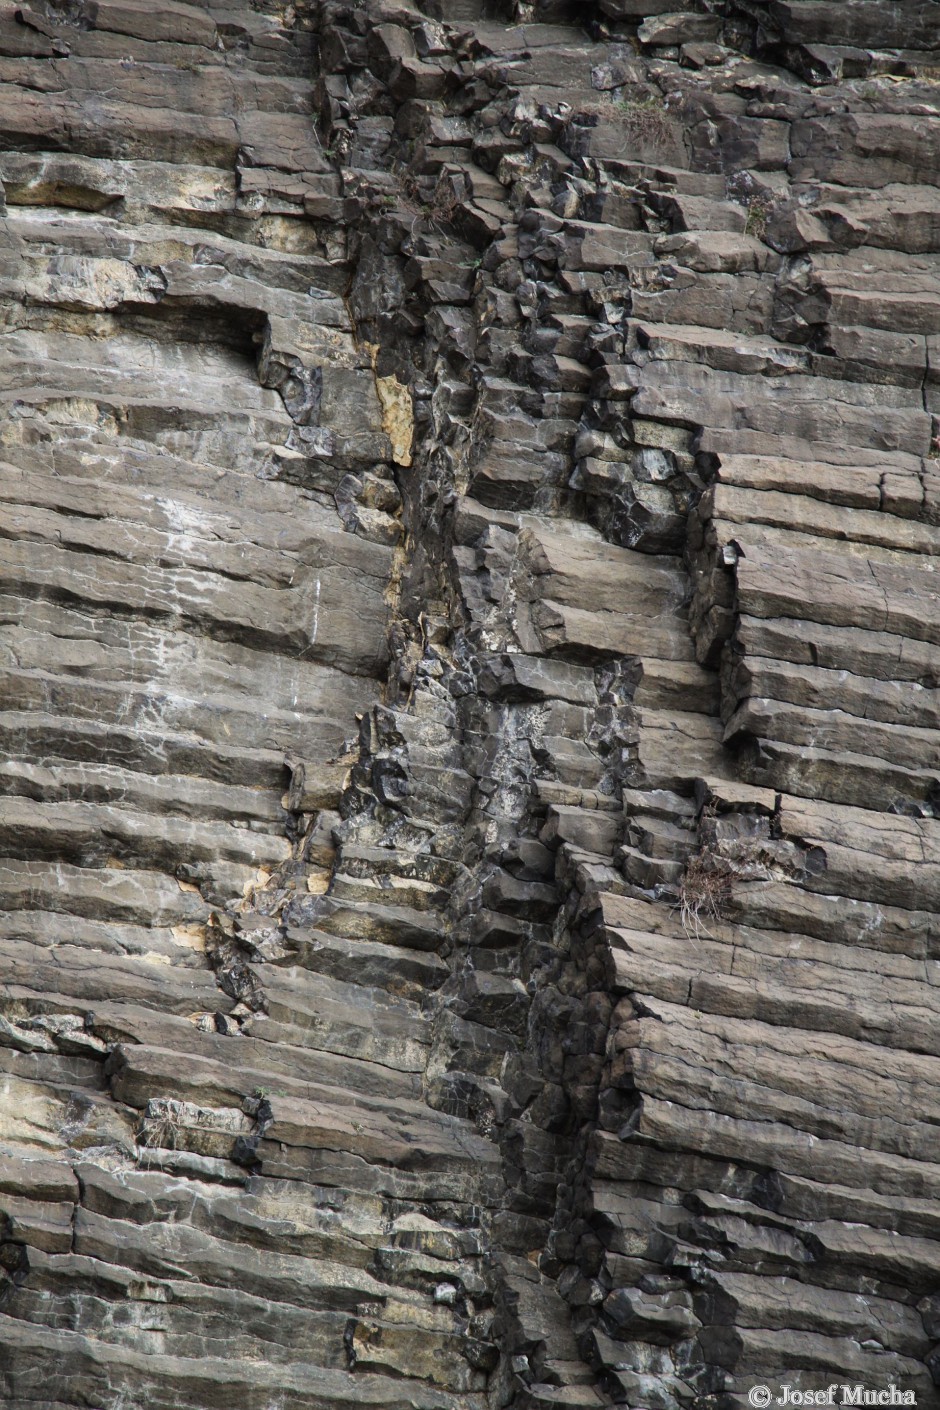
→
(2, 0, 940, 1406)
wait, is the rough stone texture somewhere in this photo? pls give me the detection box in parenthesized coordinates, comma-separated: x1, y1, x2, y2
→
(2, 1, 940, 1407)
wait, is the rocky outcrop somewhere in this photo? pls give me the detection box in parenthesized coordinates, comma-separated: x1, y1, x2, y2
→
(2, 1, 940, 1407)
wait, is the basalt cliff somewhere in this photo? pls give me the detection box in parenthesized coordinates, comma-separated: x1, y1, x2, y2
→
(2, 1, 940, 1407)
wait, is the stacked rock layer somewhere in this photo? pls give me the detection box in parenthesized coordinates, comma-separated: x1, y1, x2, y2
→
(1, 1, 939, 1407)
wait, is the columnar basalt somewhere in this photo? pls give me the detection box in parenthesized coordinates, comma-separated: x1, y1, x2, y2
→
(2, 2, 940, 1408)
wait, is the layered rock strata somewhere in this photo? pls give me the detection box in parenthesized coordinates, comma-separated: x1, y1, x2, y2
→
(2, 1, 940, 1407)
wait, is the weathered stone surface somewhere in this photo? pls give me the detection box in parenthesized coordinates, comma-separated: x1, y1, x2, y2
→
(3, 0, 940, 1407)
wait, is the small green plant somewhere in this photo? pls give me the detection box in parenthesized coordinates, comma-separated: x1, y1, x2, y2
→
(312, 127, 338, 162)
(744, 194, 774, 240)
(249, 1086, 286, 1103)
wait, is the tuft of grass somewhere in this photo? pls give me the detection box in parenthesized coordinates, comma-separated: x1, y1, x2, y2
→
(617, 96, 671, 145)
(138, 1099, 183, 1151)
(676, 805, 773, 939)
(393, 164, 463, 230)
(677, 850, 735, 939)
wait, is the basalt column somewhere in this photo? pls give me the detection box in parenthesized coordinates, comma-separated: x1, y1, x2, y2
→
(3, 3, 940, 1410)
(0, 3, 501, 1407)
